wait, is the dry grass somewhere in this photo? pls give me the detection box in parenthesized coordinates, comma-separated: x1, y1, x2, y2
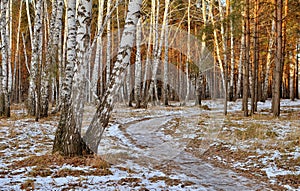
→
(20, 179, 35, 190)
(13, 153, 111, 170)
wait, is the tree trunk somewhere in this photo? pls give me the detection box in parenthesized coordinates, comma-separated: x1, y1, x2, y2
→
(163, 4, 169, 106)
(0, 0, 10, 117)
(135, 18, 142, 108)
(28, 0, 43, 117)
(40, 0, 58, 117)
(73, 0, 92, 131)
(251, 0, 259, 114)
(243, 0, 250, 117)
(263, 19, 275, 101)
(272, 0, 283, 117)
(91, 0, 105, 103)
(53, 0, 92, 156)
(83, 0, 142, 154)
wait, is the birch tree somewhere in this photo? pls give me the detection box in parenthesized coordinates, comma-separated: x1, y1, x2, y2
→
(184, 0, 191, 104)
(91, 0, 105, 103)
(40, 0, 58, 117)
(0, 0, 10, 117)
(73, 0, 92, 130)
(134, 18, 142, 108)
(83, 0, 142, 153)
(28, 0, 43, 117)
(53, 0, 91, 156)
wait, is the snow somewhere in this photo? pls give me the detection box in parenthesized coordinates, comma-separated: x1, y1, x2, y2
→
(1, 99, 300, 190)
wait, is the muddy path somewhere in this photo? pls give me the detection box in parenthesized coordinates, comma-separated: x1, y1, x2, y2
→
(95, 107, 269, 190)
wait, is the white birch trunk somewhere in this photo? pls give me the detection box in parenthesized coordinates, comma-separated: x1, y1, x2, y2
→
(147, 0, 169, 105)
(236, 17, 245, 98)
(184, 0, 191, 104)
(0, 0, 10, 117)
(209, 0, 225, 92)
(25, 0, 34, 49)
(13, 0, 23, 103)
(91, 0, 105, 103)
(83, 0, 142, 153)
(73, 0, 92, 131)
(135, 18, 142, 108)
(53, 0, 91, 156)
(106, 0, 112, 86)
(28, 0, 43, 116)
(142, 0, 154, 103)
(163, 6, 169, 106)
(40, 0, 58, 117)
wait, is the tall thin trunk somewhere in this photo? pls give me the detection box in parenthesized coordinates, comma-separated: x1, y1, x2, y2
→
(25, 0, 34, 49)
(263, 19, 275, 101)
(28, 0, 43, 117)
(13, 0, 23, 103)
(40, 0, 58, 117)
(184, 0, 191, 104)
(106, 0, 112, 86)
(135, 18, 142, 108)
(272, 0, 283, 117)
(237, 14, 245, 99)
(229, 2, 234, 101)
(243, 0, 250, 117)
(0, 0, 10, 117)
(91, 0, 105, 102)
(163, 5, 169, 106)
(251, 0, 259, 114)
(142, 0, 154, 104)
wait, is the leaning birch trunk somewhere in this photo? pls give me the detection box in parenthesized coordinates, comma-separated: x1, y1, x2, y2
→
(134, 18, 142, 108)
(83, 0, 142, 154)
(73, 0, 92, 131)
(209, 0, 225, 92)
(91, 0, 105, 103)
(25, 0, 34, 49)
(28, 0, 43, 116)
(0, 0, 10, 117)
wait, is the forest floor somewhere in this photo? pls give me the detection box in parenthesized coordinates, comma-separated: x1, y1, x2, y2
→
(0, 99, 299, 190)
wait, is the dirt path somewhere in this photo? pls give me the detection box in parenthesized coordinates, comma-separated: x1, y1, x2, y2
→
(97, 108, 268, 190)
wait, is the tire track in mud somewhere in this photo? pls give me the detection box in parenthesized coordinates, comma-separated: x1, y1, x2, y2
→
(98, 110, 268, 190)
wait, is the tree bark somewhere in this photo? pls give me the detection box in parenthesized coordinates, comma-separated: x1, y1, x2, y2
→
(243, 0, 250, 117)
(53, 0, 92, 156)
(272, 0, 283, 117)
